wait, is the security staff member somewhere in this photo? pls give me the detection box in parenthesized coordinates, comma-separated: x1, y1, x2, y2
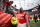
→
(34, 14, 38, 23)
(11, 17, 17, 27)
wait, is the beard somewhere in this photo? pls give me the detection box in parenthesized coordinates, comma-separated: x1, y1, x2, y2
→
(20, 10, 23, 13)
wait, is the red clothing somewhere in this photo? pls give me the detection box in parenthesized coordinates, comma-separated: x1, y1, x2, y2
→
(4, 2, 7, 6)
(28, 15, 30, 21)
(0, 9, 1, 11)
(3, 0, 8, 6)
(16, 12, 27, 24)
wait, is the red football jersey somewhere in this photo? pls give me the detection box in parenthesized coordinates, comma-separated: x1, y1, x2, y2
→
(16, 12, 27, 24)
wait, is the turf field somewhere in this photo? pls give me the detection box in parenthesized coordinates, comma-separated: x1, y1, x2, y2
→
(30, 20, 40, 27)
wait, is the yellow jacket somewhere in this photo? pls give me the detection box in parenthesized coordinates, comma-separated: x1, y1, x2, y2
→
(11, 17, 17, 25)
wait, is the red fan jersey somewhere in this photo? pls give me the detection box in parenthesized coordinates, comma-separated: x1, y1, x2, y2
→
(4, 2, 7, 6)
(0, 9, 1, 11)
(16, 12, 27, 24)
(28, 15, 30, 21)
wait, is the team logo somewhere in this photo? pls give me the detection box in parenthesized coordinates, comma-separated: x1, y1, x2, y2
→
(17, 14, 24, 19)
